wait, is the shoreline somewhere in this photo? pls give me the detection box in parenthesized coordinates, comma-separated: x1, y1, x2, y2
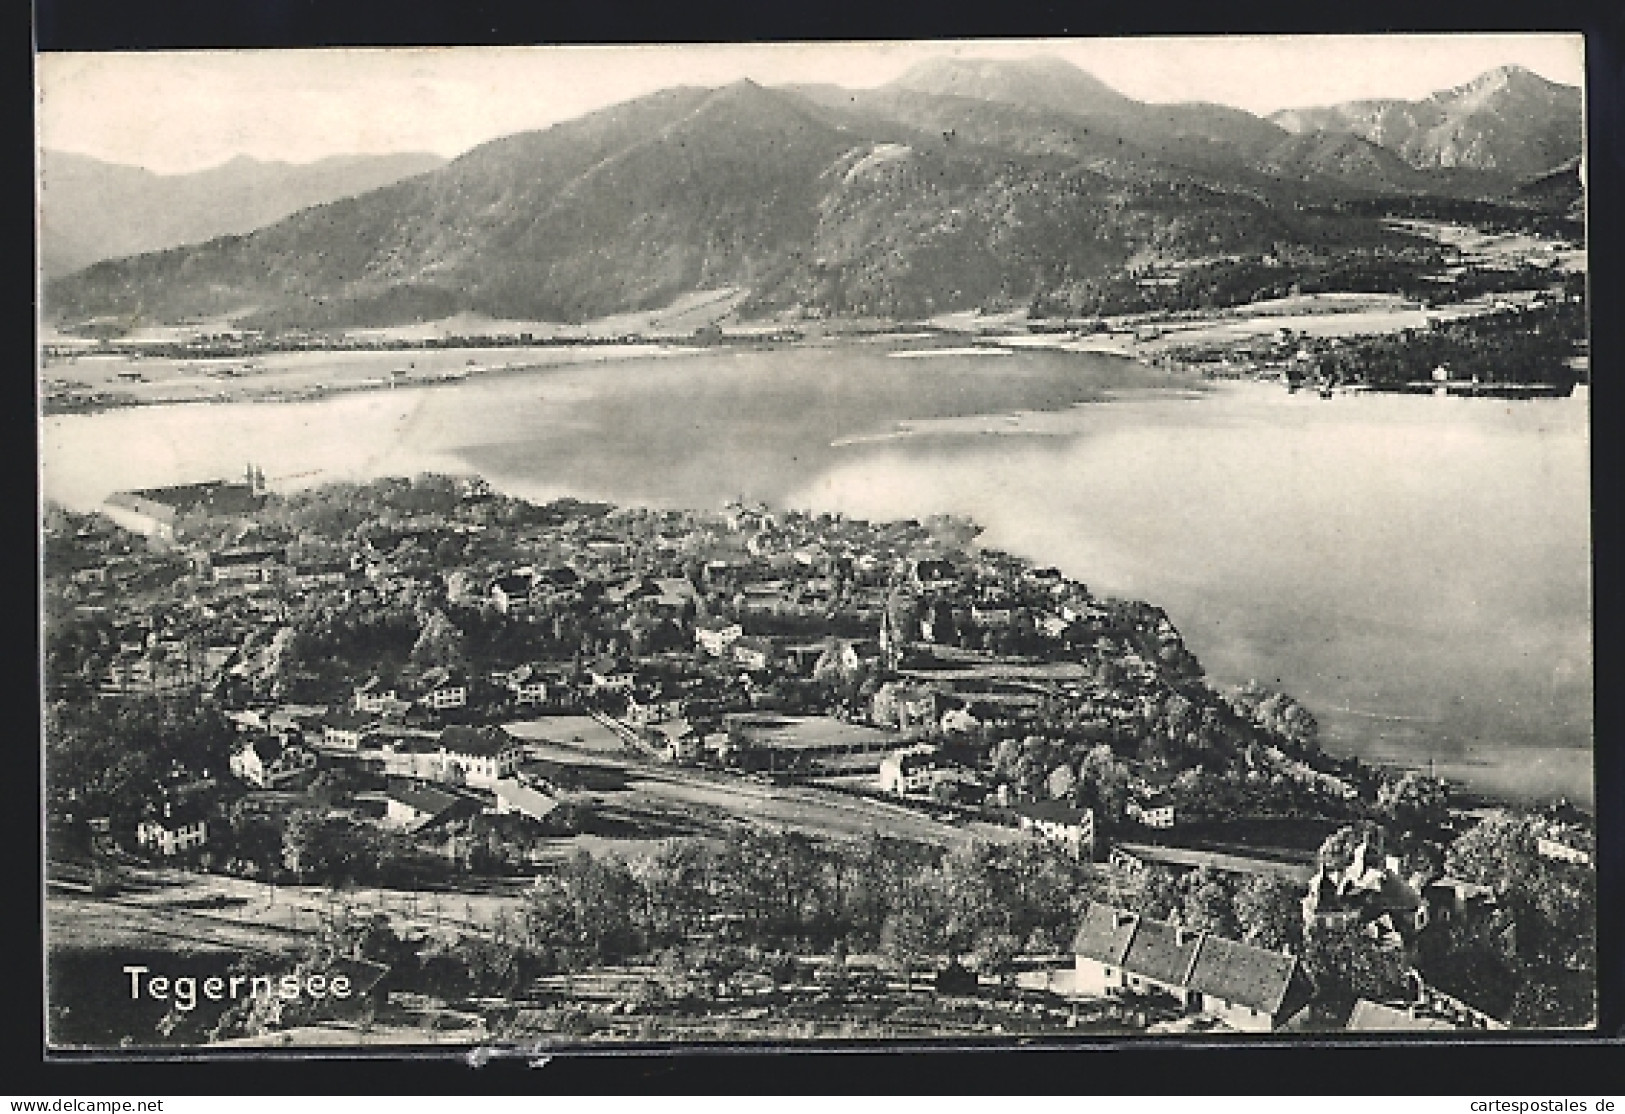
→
(40, 353, 1591, 813)
(40, 285, 1577, 418)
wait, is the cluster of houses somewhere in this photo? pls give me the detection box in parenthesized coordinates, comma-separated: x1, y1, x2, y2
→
(1071, 901, 1316, 1031)
(1065, 838, 1515, 1034)
(52, 479, 1593, 1033)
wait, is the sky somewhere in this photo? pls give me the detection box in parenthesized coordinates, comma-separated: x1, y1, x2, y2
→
(37, 34, 1585, 175)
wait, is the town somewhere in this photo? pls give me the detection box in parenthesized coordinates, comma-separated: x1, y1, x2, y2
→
(44, 470, 1596, 1044)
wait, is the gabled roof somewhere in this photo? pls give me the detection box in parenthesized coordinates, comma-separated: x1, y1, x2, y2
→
(1123, 917, 1204, 988)
(1187, 933, 1301, 1017)
(384, 784, 463, 817)
(246, 735, 285, 762)
(437, 724, 519, 758)
(1072, 902, 1308, 1020)
(324, 709, 379, 731)
(1071, 902, 1138, 967)
(1010, 800, 1093, 825)
(493, 778, 561, 821)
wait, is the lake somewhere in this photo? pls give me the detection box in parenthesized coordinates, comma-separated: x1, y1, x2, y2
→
(40, 343, 1593, 805)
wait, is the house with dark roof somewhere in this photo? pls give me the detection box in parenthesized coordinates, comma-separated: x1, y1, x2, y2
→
(321, 708, 380, 751)
(435, 725, 524, 787)
(381, 784, 474, 833)
(230, 733, 318, 789)
(1070, 902, 1314, 1032)
(102, 479, 264, 545)
(489, 571, 535, 615)
(1010, 800, 1096, 860)
(505, 663, 553, 707)
(1301, 838, 1427, 946)
(209, 545, 286, 585)
(491, 778, 562, 824)
(366, 725, 522, 787)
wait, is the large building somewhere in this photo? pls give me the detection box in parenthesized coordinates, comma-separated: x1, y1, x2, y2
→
(1010, 800, 1096, 859)
(101, 471, 266, 545)
(367, 725, 523, 788)
(1070, 902, 1314, 1032)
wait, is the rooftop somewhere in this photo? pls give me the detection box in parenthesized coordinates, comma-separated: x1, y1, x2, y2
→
(437, 724, 520, 758)
(1072, 901, 1307, 1017)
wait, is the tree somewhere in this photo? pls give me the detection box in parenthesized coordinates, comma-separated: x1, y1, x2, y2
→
(1443, 812, 1596, 1027)
(1131, 864, 1183, 921)
(524, 849, 643, 967)
(1179, 867, 1240, 939)
(1377, 772, 1451, 832)
(880, 879, 945, 992)
(1302, 920, 1409, 1014)
(1077, 744, 1132, 823)
(1443, 813, 1533, 891)
(1232, 874, 1305, 954)
(411, 609, 465, 667)
(281, 807, 329, 880)
(971, 932, 1023, 988)
(1316, 822, 1388, 872)
(1046, 763, 1078, 802)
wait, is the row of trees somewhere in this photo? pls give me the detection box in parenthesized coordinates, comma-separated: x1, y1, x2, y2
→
(45, 693, 236, 836)
(1314, 301, 1585, 388)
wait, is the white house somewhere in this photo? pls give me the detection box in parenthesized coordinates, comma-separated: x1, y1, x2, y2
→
(230, 735, 319, 789)
(425, 725, 524, 788)
(731, 636, 775, 673)
(1070, 902, 1313, 1032)
(1011, 801, 1096, 859)
(380, 784, 468, 833)
(695, 619, 744, 658)
(877, 744, 941, 796)
(136, 801, 210, 856)
(321, 710, 379, 752)
(491, 778, 561, 824)
(506, 665, 551, 707)
(353, 677, 400, 714)
(1128, 795, 1176, 829)
(414, 668, 468, 711)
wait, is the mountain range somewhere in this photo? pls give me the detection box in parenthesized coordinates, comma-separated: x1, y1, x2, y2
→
(37, 150, 446, 279)
(42, 57, 1581, 330)
(1270, 63, 1582, 181)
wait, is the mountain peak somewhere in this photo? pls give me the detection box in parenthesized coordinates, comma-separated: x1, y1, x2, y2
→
(690, 78, 823, 131)
(890, 55, 1131, 116)
(1450, 62, 1573, 101)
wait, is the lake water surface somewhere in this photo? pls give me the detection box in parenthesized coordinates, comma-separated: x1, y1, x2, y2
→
(41, 344, 1592, 805)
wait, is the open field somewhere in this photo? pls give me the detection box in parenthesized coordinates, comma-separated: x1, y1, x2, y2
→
(504, 714, 628, 754)
(598, 762, 1022, 849)
(1386, 219, 1586, 271)
(39, 341, 714, 411)
(49, 867, 534, 954)
(504, 712, 1017, 849)
(1114, 842, 1316, 884)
